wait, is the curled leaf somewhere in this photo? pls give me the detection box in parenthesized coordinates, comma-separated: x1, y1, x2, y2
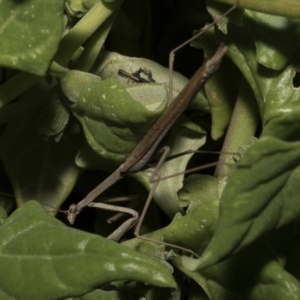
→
(60, 70, 167, 169)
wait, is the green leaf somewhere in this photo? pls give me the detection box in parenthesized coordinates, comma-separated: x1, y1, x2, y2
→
(0, 0, 64, 75)
(172, 256, 244, 300)
(184, 137, 300, 270)
(164, 175, 300, 299)
(246, 11, 300, 70)
(0, 201, 176, 299)
(180, 238, 300, 300)
(60, 70, 167, 170)
(93, 50, 210, 114)
(248, 260, 300, 300)
(163, 175, 219, 254)
(74, 83, 169, 170)
(219, 10, 300, 140)
(0, 112, 81, 212)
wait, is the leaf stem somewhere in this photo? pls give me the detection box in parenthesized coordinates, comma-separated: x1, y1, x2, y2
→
(74, 10, 118, 72)
(55, 0, 124, 66)
(215, 78, 260, 195)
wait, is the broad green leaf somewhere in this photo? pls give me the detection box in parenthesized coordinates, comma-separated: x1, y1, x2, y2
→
(0, 201, 176, 300)
(74, 83, 169, 170)
(0, 112, 81, 212)
(173, 256, 243, 300)
(0, 0, 64, 75)
(184, 137, 300, 269)
(262, 109, 300, 141)
(217, 10, 300, 140)
(163, 174, 300, 299)
(73, 80, 169, 170)
(248, 260, 300, 299)
(246, 11, 300, 70)
(60, 70, 167, 170)
(180, 239, 300, 300)
(204, 237, 300, 300)
(174, 210, 300, 300)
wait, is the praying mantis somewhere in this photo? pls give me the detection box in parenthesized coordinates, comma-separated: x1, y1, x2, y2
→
(60, 3, 239, 248)
(66, 44, 227, 239)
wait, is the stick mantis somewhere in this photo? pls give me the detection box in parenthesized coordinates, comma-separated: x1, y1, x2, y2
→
(65, 2, 238, 248)
(66, 44, 226, 232)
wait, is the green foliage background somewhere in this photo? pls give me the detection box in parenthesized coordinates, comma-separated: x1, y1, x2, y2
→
(1, 0, 300, 299)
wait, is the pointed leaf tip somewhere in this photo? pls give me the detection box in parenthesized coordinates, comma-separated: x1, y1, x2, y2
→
(0, 201, 177, 299)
